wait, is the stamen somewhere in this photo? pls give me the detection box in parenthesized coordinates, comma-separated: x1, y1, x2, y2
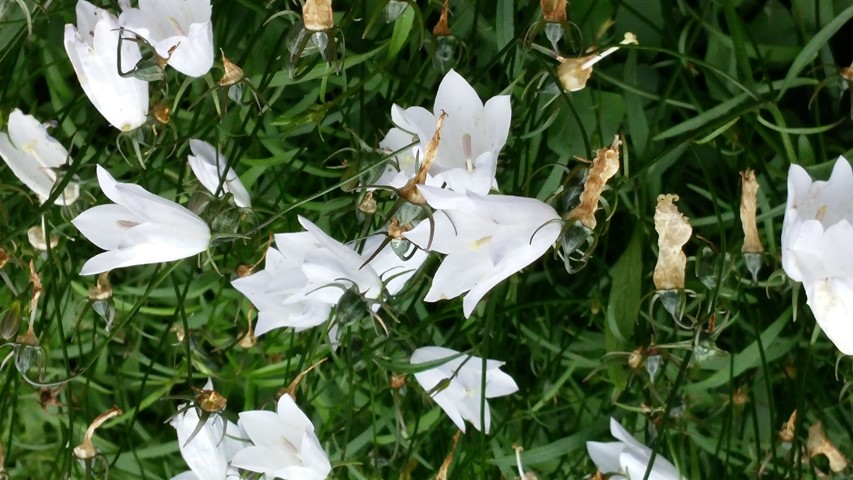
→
(116, 220, 140, 229)
(462, 133, 473, 172)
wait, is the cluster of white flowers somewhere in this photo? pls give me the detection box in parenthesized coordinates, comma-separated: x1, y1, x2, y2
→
(782, 156, 853, 355)
(0, 0, 709, 476)
(168, 379, 330, 480)
(64, 0, 214, 131)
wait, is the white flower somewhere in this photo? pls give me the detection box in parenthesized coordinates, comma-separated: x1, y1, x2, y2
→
(231, 216, 383, 336)
(782, 156, 853, 355)
(370, 127, 423, 190)
(353, 233, 428, 296)
(119, 0, 214, 77)
(0, 109, 79, 205)
(64, 0, 149, 132)
(170, 380, 244, 480)
(390, 69, 511, 194)
(72, 165, 211, 275)
(410, 346, 519, 433)
(187, 139, 251, 208)
(586, 417, 685, 480)
(231, 394, 331, 480)
(404, 186, 562, 317)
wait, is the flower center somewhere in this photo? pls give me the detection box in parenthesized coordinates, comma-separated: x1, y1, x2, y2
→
(816, 205, 828, 222)
(470, 236, 491, 250)
(462, 133, 473, 172)
(168, 17, 186, 36)
(116, 220, 140, 229)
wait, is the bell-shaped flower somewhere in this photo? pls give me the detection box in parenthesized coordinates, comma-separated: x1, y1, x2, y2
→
(389, 69, 510, 194)
(64, 0, 149, 132)
(370, 128, 423, 189)
(231, 393, 331, 480)
(404, 186, 562, 317)
(782, 156, 853, 355)
(72, 165, 211, 275)
(231, 216, 383, 336)
(353, 232, 428, 296)
(0, 109, 79, 205)
(187, 139, 251, 208)
(170, 380, 244, 480)
(119, 0, 214, 77)
(586, 417, 685, 480)
(410, 346, 519, 433)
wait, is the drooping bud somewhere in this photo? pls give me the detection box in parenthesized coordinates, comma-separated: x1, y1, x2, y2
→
(390, 373, 406, 389)
(653, 194, 691, 323)
(540, 0, 567, 23)
(433, 0, 452, 36)
(565, 136, 621, 229)
(739, 170, 763, 282)
(653, 194, 691, 291)
(73, 406, 122, 460)
(219, 50, 244, 87)
(0, 301, 21, 341)
(778, 410, 796, 444)
(359, 191, 377, 214)
(557, 32, 637, 92)
(87, 272, 112, 301)
(384, 0, 408, 23)
(302, 0, 334, 31)
(27, 226, 58, 251)
(152, 103, 170, 125)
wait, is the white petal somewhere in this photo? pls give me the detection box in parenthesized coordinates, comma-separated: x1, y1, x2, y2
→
(188, 139, 251, 208)
(0, 109, 78, 205)
(64, 7, 148, 132)
(231, 445, 293, 477)
(71, 203, 141, 250)
(587, 440, 624, 475)
(119, 0, 214, 77)
(170, 407, 229, 479)
(74, 166, 210, 274)
(805, 277, 853, 355)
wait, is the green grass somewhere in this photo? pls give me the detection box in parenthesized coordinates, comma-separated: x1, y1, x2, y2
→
(1, 0, 853, 478)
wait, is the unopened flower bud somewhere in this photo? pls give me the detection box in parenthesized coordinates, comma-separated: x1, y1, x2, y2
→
(152, 103, 170, 125)
(219, 50, 244, 87)
(565, 136, 621, 229)
(627, 348, 644, 369)
(778, 410, 796, 444)
(302, 0, 334, 31)
(433, 0, 451, 36)
(740, 170, 764, 282)
(390, 373, 406, 389)
(27, 226, 58, 251)
(0, 302, 21, 341)
(359, 191, 377, 214)
(653, 194, 691, 291)
(384, 0, 408, 23)
(540, 0, 566, 23)
(87, 272, 112, 301)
